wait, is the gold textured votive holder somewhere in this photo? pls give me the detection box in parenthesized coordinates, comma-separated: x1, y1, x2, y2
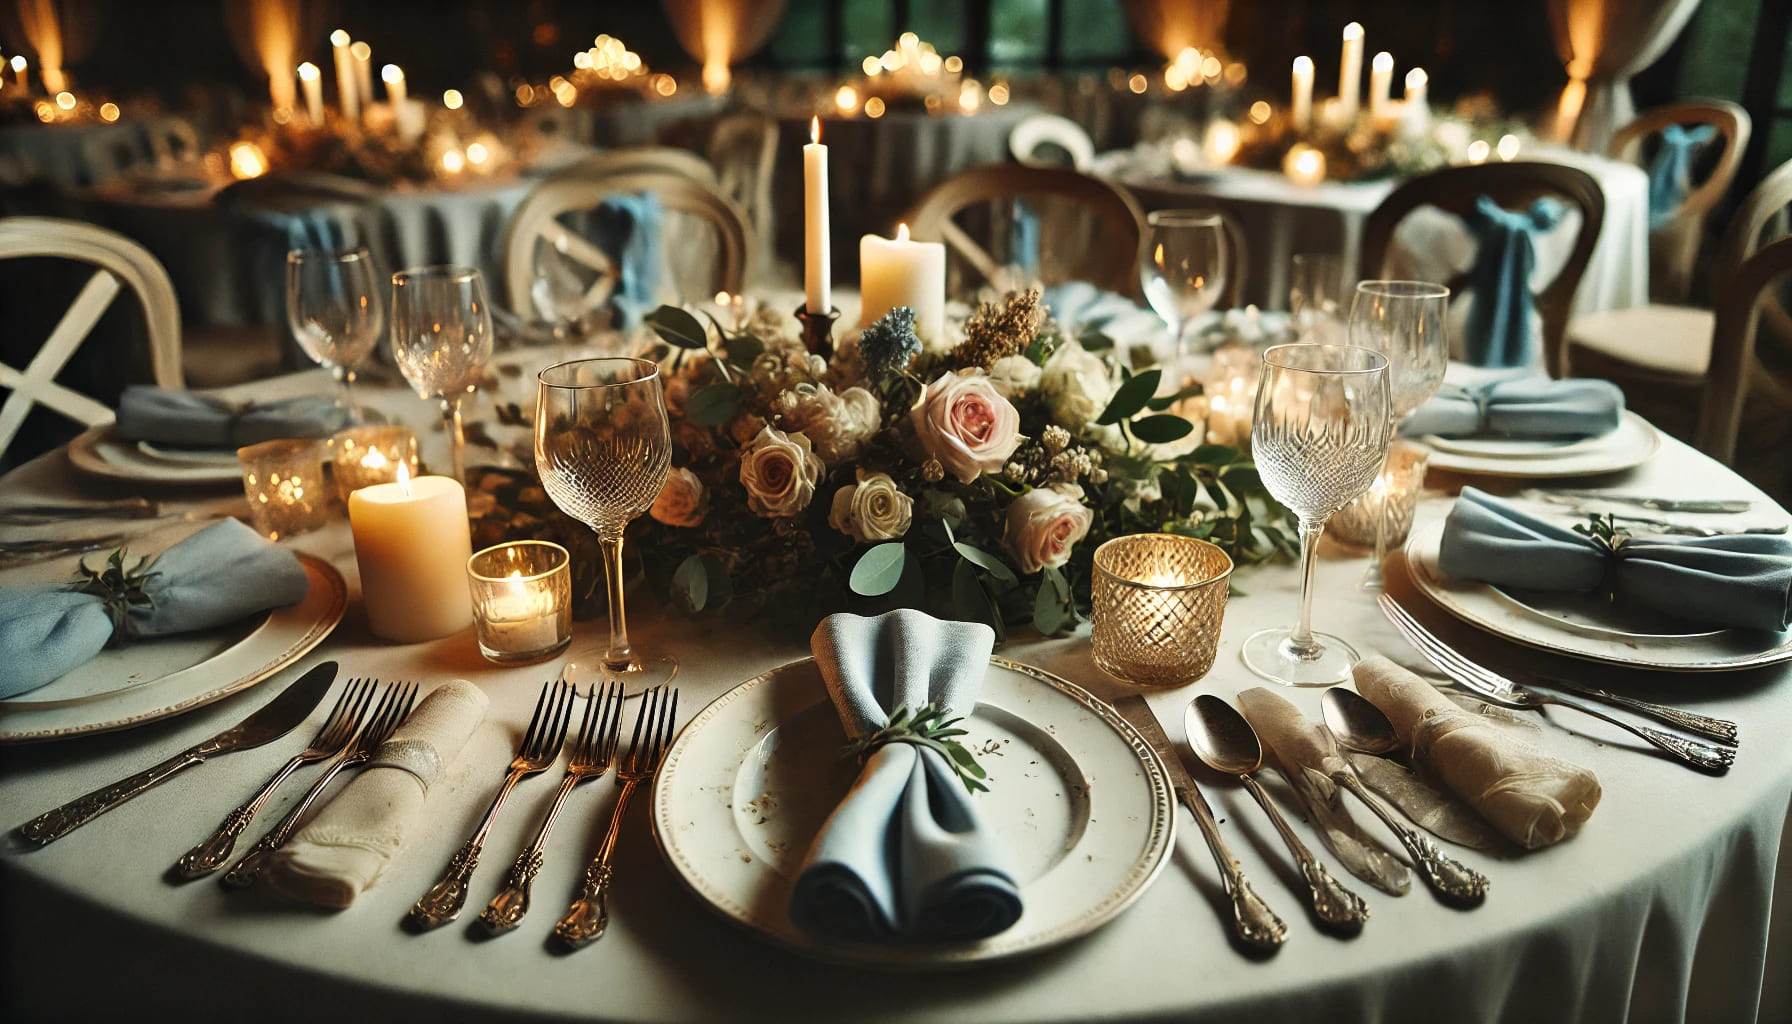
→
(331, 425, 420, 500)
(1091, 533, 1234, 687)
(1331, 439, 1430, 549)
(467, 541, 573, 664)
(237, 438, 331, 541)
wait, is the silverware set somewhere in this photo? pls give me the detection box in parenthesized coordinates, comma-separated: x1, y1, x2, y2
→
(1521, 489, 1784, 536)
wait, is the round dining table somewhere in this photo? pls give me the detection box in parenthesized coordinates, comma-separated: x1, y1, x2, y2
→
(0, 356, 1787, 1023)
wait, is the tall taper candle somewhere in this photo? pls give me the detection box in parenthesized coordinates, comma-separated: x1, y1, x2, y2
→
(331, 30, 359, 122)
(1339, 22, 1364, 121)
(298, 62, 324, 126)
(1291, 56, 1314, 133)
(351, 41, 374, 116)
(1369, 52, 1393, 119)
(803, 116, 831, 314)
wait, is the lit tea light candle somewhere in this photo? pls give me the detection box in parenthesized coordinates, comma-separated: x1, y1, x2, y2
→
(859, 222, 946, 345)
(229, 140, 269, 179)
(1331, 440, 1429, 549)
(348, 461, 474, 643)
(1091, 534, 1234, 687)
(298, 62, 324, 126)
(1204, 120, 1241, 165)
(804, 116, 831, 315)
(1284, 143, 1326, 186)
(467, 541, 572, 663)
(331, 425, 419, 500)
(1291, 56, 1314, 133)
(238, 438, 331, 541)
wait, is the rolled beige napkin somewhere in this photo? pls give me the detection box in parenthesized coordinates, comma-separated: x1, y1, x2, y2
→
(1352, 656, 1601, 849)
(266, 679, 489, 908)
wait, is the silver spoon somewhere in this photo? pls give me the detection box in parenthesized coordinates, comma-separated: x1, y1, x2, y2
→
(1185, 695, 1369, 933)
(1320, 688, 1490, 907)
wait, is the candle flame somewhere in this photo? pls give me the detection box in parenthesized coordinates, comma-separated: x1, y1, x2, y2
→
(1406, 68, 1428, 90)
(396, 458, 412, 497)
(330, 29, 350, 47)
(1372, 51, 1393, 72)
(896, 222, 910, 242)
(1293, 55, 1313, 74)
(298, 61, 320, 82)
(810, 115, 820, 143)
(1343, 22, 1363, 40)
(381, 63, 403, 85)
(442, 88, 463, 109)
(10, 56, 25, 72)
(350, 41, 371, 62)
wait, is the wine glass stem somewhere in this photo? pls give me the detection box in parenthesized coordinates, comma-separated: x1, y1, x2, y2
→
(445, 395, 467, 483)
(1289, 517, 1326, 656)
(597, 532, 633, 671)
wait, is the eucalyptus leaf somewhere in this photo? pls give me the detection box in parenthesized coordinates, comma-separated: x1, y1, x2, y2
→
(1146, 385, 1204, 411)
(644, 305, 709, 349)
(1096, 368, 1161, 425)
(953, 542, 1017, 584)
(1189, 444, 1241, 466)
(849, 542, 908, 597)
(726, 332, 765, 364)
(1033, 565, 1073, 636)
(951, 560, 998, 629)
(1129, 414, 1195, 444)
(685, 382, 741, 426)
(671, 555, 708, 613)
(1221, 464, 1263, 493)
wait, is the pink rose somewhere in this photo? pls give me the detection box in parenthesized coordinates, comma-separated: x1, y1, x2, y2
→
(649, 467, 705, 528)
(1004, 484, 1094, 574)
(909, 371, 1023, 484)
(739, 426, 823, 518)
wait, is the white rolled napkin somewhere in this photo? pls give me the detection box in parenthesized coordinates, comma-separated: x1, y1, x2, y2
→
(1352, 656, 1601, 849)
(266, 679, 489, 908)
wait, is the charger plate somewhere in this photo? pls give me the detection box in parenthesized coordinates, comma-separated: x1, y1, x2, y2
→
(651, 656, 1176, 968)
(66, 424, 243, 485)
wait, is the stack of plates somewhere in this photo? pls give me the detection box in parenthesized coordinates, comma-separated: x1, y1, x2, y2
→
(1417, 411, 1661, 478)
(66, 425, 244, 485)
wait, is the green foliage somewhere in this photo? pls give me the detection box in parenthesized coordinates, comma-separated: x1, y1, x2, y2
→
(644, 305, 709, 349)
(840, 703, 990, 795)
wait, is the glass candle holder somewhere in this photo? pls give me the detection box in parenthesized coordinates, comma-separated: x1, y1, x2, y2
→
(331, 425, 419, 500)
(467, 540, 573, 664)
(1331, 439, 1430, 549)
(1091, 533, 1233, 687)
(238, 438, 331, 541)
(1200, 342, 1259, 448)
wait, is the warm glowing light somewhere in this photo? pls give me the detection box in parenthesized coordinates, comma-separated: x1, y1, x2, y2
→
(98, 102, 119, 122)
(442, 88, 463, 110)
(514, 83, 534, 105)
(1293, 55, 1314, 76)
(880, 50, 902, 72)
(54, 91, 74, 110)
(959, 79, 982, 113)
(865, 96, 885, 118)
(298, 62, 320, 82)
(1405, 68, 1428, 93)
(1127, 73, 1148, 94)
(810, 115, 821, 143)
(1466, 140, 1491, 164)
(466, 142, 489, 164)
(553, 80, 577, 106)
(702, 58, 729, 95)
(229, 141, 269, 179)
(1165, 66, 1188, 92)
(442, 149, 465, 173)
(1497, 134, 1521, 161)
(1204, 121, 1241, 164)
(350, 41, 371, 62)
(1248, 100, 1272, 125)
(834, 85, 857, 113)
(1283, 144, 1326, 185)
(899, 31, 919, 49)
(34, 101, 52, 122)
(573, 50, 592, 70)
(652, 74, 676, 96)
(10, 55, 26, 72)
(1372, 51, 1393, 73)
(988, 82, 1009, 105)
(944, 55, 963, 74)
(896, 222, 910, 242)
(1201, 55, 1222, 79)
(1343, 22, 1363, 41)
(330, 30, 349, 47)
(1224, 62, 1247, 86)
(381, 64, 403, 85)
(396, 459, 413, 497)
(919, 51, 942, 75)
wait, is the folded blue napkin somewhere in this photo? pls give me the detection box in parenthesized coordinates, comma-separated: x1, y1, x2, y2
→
(0, 519, 312, 698)
(1460, 196, 1567, 368)
(1010, 197, 1041, 276)
(1403, 378, 1624, 439)
(113, 386, 348, 449)
(1647, 124, 1716, 231)
(789, 609, 1023, 943)
(593, 191, 663, 329)
(1439, 487, 1792, 633)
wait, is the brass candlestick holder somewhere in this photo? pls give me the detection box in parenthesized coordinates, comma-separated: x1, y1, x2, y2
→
(795, 303, 839, 360)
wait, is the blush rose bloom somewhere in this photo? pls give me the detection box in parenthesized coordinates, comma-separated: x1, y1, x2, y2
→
(1040, 341, 1119, 433)
(739, 426, 823, 518)
(828, 470, 914, 542)
(649, 467, 705, 528)
(909, 371, 1023, 484)
(1004, 484, 1095, 574)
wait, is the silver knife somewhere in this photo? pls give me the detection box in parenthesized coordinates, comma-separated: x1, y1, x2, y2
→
(16, 662, 339, 847)
(1529, 489, 1752, 514)
(1344, 752, 1499, 850)
(1115, 695, 1286, 951)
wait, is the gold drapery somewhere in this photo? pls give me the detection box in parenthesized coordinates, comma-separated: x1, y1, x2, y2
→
(1, 0, 102, 93)
(222, 0, 336, 112)
(1119, 0, 1231, 59)
(1547, 0, 1702, 151)
(659, 0, 788, 93)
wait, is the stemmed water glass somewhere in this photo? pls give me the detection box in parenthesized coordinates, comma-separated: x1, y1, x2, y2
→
(1140, 209, 1228, 381)
(390, 266, 495, 483)
(1243, 344, 1391, 686)
(535, 358, 676, 690)
(1289, 253, 1346, 343)
(1348, 281, 1450, 590)
(287, 247, 383, 419)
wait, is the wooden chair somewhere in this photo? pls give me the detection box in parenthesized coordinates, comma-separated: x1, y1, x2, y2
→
(902, 165, 1148, 298)
(0, 217, 183, 459)
(1700, 233, 1792, 466)
(1009, 114, 1096, 172)
(706, 112, 777, 284)
(1610, 100, 1751, 303)
(576, 146, 717, 185)
(1361, 162, 1605, 378)
(502, 164, 750, 324)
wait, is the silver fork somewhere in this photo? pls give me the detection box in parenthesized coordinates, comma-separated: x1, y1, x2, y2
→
(407, 678, 576, 930)
(478, 681, 625, 936)
(554, 685, 679, 949)
(1377, 595, 1735, 774)
(221, 681, 419, 888)
(174, 678, 375, 878)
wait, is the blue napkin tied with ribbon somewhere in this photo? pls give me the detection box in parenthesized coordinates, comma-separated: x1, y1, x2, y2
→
(1459, 196, 1567, 368)
(1403, 378, 1624, 440)
(788, 609, 1023, 942)
(0, 519, 312, 699)
(113, 385, 349, 449)
(1438, 487, 1792, 633)
(1647, 124, 1717, 231)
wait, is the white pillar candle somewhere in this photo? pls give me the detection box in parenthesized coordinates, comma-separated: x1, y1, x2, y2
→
(10, 55, 26, 93)
(348, 463, 474, 643)
(1339, 22, 1364, 122)
(803, 116, 831, 314)
(331, 30, 359, 123)
(1404, 68, 1430, 132)
(382, 64, 423, 142)
(351, 41, 374, 116)
(1369, 52, 1393, 119)
(859, 223, 945, 345)
(298, 62, 324, 127)
(1291, 56, 1314, 133)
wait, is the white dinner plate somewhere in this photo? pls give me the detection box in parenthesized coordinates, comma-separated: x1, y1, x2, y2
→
(1420, 432, 1607, 459)
(136, 441, 243, 467)
(0, 553, 348, 742)
(1405, 518, 1792, 672)
(1419, 412, 1660, 478)
(67, 425, 243, 485)
(651, 656, 1177, 968)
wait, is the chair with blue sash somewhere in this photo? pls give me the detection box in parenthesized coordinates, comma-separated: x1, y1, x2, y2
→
(1612, 101, 1751, 304)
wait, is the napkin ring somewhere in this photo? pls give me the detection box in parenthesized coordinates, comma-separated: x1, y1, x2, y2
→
(369, 738, 441, 788)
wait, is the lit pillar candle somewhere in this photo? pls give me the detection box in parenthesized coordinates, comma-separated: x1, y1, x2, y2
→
(382, 64, 422, 142)
(351, 41, 374, 114)
(10, 55, 26, 93)
(330, 30, 359, 122)
(1339, 22, 1364, 122)
(859, 222, 945, 345)
(804, 116, 831, 314)
(298, 62, 324, 127)
(347, 462, 474, 643)
(1291, 56, 1314, 133)
(1369, 52, 1393, 119)
(1404, 68, 1430, 132)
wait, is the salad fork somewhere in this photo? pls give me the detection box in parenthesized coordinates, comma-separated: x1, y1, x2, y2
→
(478, 681, 624, 936)
(221, 681, 419, 889)
(407, 678, 576, 930)
(554, 685, 679, 949)
(174, 678, 375, 878)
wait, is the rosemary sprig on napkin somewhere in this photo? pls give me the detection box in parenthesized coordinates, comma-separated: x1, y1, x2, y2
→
(1572, 512, 1632, 555)
(70, 548, 160, 641)
(841, 703, 990, 795)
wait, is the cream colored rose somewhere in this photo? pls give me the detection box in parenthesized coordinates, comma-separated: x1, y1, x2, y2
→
(649, 467, 706, 528)
(987, 354, 1043, 399)
(774, 383, 882, 464)
(909, 371, 1023, 484)
(1004, 483, 1094, 574)
(828, 470, 914, 542)
(739, 426, 823, 518)
(1040, 341, 1119, 432)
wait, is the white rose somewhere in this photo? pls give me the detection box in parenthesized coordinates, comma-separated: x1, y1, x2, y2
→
(1040, 341, 1119, 433)
(739, 426, 823, 518)
(987, 354, 1043, 399)
(649, 467, 705, 528)
(828, 470, 914, 542)
(774, 382, 882, 464)
(1004, 483, 1094, 574)
(909, 371, 1024, 484)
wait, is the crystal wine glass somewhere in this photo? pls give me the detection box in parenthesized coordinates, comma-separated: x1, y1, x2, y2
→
(1348, 280, 1450, 590)
(535, 357, 675, 689)
(1243, 343, 1391, 686)
(390, 266, 495, 483)
(1140, 209, 1228, 381)
(1289, 252, 1346, 343)
(287, 247, 383, 419)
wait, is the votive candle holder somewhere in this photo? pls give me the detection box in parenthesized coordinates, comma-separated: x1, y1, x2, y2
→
(1091, 533, 1233, 687)
(1331, 439, 1430, 548)
(331, 425, 419, 500)
(467, 540, 573, 664)
(238, 438, 331, 541)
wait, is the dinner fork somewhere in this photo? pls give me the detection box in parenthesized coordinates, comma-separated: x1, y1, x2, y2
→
(407, 678, 576, 930)
(1377, 595, 1735, 774)
(554, 685, 679, 950)
(221, 681, 419, 888)
(478, 681, 625, 936)
(173, 678, 375, 878)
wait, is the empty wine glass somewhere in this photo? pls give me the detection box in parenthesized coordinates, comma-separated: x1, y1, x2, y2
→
(287, 247, 383, 419)
(1289, 253, 1346, 342)
(1348, 281, 1450, 590)
(532, 226, 612, 357)
(1140, 209, 1228, 379)
(1243, 344, 1391, 686)
(391, 266, 495, 483)
(536, 358, 675, 690)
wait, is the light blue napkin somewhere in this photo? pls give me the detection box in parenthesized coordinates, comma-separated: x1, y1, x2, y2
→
(789, 609, 1022, 942)
(1647, 124, 1716, 231)
(0, 519, 312, 699)
(1439, 487, 1792, 633)
(113, 386, 349, 449)
(1460, 196, 1567, 368)
(1403, 378, 1624, 439)
(1010, 197, 1041, 277)
(592, 191, 663, 329)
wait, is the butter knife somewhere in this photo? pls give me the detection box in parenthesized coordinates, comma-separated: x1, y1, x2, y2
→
(1115, 695, 1286, 951)
(1527, 489, 1752, 514)
(17, 662, 339, 847)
